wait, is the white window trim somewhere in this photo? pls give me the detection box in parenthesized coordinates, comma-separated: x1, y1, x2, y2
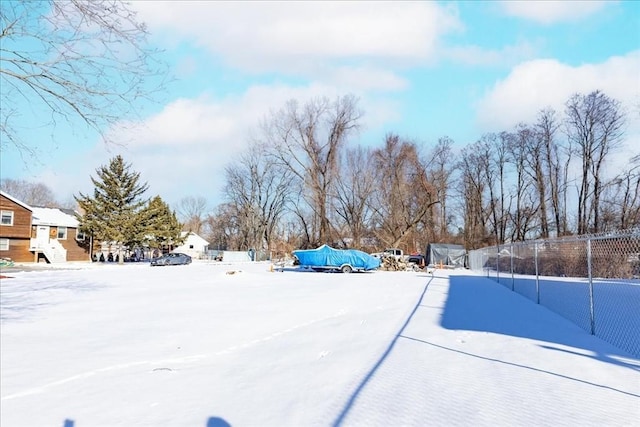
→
(76, 230, 86, 241)
(0, 238, 9, 251)
(1, 210, 14, 226)
(57, 226, 68, 240)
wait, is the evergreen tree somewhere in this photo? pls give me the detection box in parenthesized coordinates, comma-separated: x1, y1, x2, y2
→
(138, 196, 184, 251)
(75, 155, 149, 263)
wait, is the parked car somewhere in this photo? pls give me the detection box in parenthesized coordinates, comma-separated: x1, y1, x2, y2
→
(293, 245, 380, 273)
(407, 254, 425, 265)
(150, 252, 192, 266)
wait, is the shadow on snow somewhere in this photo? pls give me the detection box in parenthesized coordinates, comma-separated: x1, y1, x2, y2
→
(441, 275, 640, 366)
(332, 272, 639, 426)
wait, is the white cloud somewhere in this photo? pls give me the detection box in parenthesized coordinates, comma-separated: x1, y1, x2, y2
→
(476, 51, 640, 176)
(134, 2, 461, 74)
(113, 97, 236, 148)
(499, 0, 612, 24)
(476, 51, 640, 131)
(323, 66, 409, 92)
(444, 40, 541, 67)
(44, 81, 401, 208)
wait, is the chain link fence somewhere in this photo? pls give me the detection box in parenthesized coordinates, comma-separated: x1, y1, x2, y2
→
(468, 228, 640, 358)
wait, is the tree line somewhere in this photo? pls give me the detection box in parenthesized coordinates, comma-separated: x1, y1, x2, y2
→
(3, 90, 637, 259)
(202, 91, 638, 257)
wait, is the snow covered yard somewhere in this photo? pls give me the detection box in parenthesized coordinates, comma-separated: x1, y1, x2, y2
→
(1, 262, 638, 427)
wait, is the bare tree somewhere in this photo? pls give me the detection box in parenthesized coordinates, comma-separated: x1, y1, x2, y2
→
(508, 125, 541, 241)
(476, 133, 509, 244)
(565, 91, 625, 234)
(333, 145, 377, 249)
(535, 108, 567, 236)
(177, 196, 208, 234)
(457, 142, 488, 249)
(203, 203, 237, 251)
(427, 136, 455, 240)
(287, 185, 317, 249)
(601, 155, 640, 230)
(0, 178, 58, 206)
(1, 1, 166, 155)
(224, 141, 292, 254)
(370, 134, 438, 250)
(265, 95, 361, 246)
(517, 122, 549, 238)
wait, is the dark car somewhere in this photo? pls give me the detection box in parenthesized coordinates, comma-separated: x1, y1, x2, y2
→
(407, 254, 425, 265)
(150, 252, 192, 266)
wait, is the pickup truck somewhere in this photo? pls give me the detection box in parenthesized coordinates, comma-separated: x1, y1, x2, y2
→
(372, 248, 404, 260)
(373, 248, 425, 266)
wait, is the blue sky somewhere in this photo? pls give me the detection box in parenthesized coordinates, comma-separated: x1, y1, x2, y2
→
(2, 1, 639, 210)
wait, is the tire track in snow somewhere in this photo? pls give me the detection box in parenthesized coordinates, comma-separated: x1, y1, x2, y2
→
(1, 308, 348, 401)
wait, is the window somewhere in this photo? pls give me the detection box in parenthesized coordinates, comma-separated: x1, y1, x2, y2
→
(0, 238, 8, 251)
(76, 230, 86, 241)
(57, 226, 67, 240)
(189, 244, 194, 249)
(1, 210, 14, 226)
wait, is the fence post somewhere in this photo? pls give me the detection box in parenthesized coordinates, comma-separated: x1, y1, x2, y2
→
(587, 238, 595, 335)
(497, 244, 500, 284)
(535, 241, 540, 304)
(485, 249, 489, 278)
(511, 242, 514, 291)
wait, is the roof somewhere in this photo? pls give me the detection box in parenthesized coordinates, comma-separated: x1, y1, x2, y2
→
(426, 243, 465, 249)
(0, 190, 33, 212)
(180, 231, 210, 246)
(31, 207, 79, 228)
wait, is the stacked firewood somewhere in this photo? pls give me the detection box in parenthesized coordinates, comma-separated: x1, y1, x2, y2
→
(378, 255, 412, 271)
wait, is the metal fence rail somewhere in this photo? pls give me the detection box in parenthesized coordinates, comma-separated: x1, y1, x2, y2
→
(468, 228, 640, 358)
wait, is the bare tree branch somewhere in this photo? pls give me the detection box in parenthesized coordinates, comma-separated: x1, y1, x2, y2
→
(0, 0, 168, 155)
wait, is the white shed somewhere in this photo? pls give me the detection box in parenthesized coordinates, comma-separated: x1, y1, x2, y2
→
(173, 232, 209, 259)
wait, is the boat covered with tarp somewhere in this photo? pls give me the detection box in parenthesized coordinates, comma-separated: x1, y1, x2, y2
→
(293, 245, 381, 273)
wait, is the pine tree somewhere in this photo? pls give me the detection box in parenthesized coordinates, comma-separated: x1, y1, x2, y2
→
(138, 196, 184, 251)
(75, 155, 149, 263)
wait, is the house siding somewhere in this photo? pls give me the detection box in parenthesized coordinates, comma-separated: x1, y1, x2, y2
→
(1, 237, 34, 262)
(0, 195, 32, 238)
(174, 232, 210, 259)
(1, 194, 33, 262)
(60, 228, 91, 262)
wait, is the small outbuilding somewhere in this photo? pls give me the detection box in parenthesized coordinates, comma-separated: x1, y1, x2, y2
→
(425, 243, 467, 268)
(173, 232, 209, 260)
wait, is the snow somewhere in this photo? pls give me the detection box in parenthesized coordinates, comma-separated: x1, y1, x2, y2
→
(1, 261, 638, 427)
(31, 207, 79, 227)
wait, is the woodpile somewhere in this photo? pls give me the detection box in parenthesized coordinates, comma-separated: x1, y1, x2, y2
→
(378, 255, 420, 271)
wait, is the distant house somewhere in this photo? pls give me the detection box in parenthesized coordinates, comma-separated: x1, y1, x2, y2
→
(173, 231, 209, 260)
(0, 191, 91, 263)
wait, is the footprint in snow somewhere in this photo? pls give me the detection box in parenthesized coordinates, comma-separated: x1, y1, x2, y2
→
(152, 367, 174, 373)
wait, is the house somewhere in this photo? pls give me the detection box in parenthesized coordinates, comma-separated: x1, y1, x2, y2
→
(173, 231, 209, 260)
(0, 191, 91, 263)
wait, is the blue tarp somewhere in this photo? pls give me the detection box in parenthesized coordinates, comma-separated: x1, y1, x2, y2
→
(293, 245, 381, 271)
